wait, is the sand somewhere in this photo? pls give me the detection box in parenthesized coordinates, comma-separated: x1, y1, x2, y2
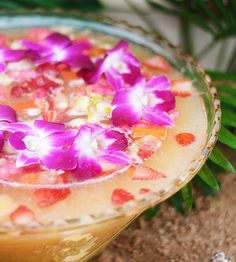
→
(94, 153, 236, 262)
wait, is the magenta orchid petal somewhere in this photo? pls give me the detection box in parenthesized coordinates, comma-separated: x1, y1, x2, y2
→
(0, 48, 25, 72)
(104, 130, 128, 151)
(112, 76, 175, 127)
(0, 122, 31, 133)
(72, 125, 129, 177)
(0, 131, 4, 151)
(2, 49, 25, 61)
(153, 90, 176, 112)
(0, 105, 17, 122)
(43, 129, 77, 147)
(45, 33, 71, 48)
(65, 41, 91, 56)
(23, 33, 91, 68)
(34, 120, 65, 136)
(16, 151, 41, 168)
(0, 62, 6, 72)
(112, 105, 142, 127)
(146, 76, 170, 91)
(8, 131, 27, 150)
(40, 148, 77, 170)
(100, 151, 130, 166)
(143, 106, 173, 127)
(73, 157, 102, 180)
(79, 40, 141, 87)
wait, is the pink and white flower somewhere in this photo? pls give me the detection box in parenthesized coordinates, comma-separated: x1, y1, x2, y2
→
(0, 48, 25, 73)
(0, 105, 17, 150)
(23, 32, 93, 69)
(112, 76, 175, 127)
(71, 125, 130, 180)
(7, 120, 77, 170)
(79, 40, 141, 88)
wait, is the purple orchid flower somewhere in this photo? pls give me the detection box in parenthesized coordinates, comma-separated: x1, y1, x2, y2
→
(0, 105, 17, 151)
(112, 76, 176, 127)
(23, 32, 93, 69)
(71, 125, 130, 180)
(7, 120, 77, 170)
(79, 40, 141, 88)
(0, 48, 25, 73)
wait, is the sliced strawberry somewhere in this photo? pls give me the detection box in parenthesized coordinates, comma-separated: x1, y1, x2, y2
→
(139, 188, 151, 194)
(171, 79, 193, 97)
(10, 205, 35, 225)
(33, 188, 71, 208)
(131, 165, 167, 181)
(111, 189, 135, 206)
(144, 56, 172, 73)
(137, 149, 153, 159)
(176, 133, 196, 146)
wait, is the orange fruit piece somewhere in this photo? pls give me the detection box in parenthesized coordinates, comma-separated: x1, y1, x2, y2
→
(132, 126, 167, 141)
(176, 133, 196, 146)
(11, 100, 37, 111)
(60, 70, 77, 83)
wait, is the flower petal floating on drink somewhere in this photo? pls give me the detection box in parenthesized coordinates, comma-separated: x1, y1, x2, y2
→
(23, 32, 93, 69)
(112, 76, 175, 127)
(71, 125, 130, 180)
(8, 120, 77, 170)
(79, 40, 141, 87)
(0, 48, 25, 73)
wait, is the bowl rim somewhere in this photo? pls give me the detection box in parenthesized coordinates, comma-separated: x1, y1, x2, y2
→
(0, 10, 221, 234)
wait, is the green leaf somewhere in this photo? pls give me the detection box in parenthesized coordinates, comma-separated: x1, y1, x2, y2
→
(198, 165, 220, 191)
(219, 127, 236, 149)
(217, 84, 236, 96)
(209, 147, 235, 172)
(181, 183, 193, 211)
(194, 176, 216, 197)
(222, 109, 236, 128)
(206, 70, 236, 82)
(220, 95, 236, 108)
(170, 192, 185, 214)
(143, 205, 160, 219)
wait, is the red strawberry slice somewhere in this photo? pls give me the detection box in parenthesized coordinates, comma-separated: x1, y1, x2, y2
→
(10, 205, 35, 225)
(171, 79, 192, 97)
(33, 188, 71, 208)
(111, 189, 135, 206)
(139, 188, 151, 194)
(131, 165, 167, 181)
(176, 133, 196, 146)
(144, 56, 172, 73)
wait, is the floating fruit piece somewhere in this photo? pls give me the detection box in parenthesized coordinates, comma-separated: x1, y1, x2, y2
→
(131, 165, 167, 181)
(144, 56, 172, 73)
(0, 195, 15, 217)
(111, 189, 135, 206)
(10, 205, 35, 225)
(137, 135, 162, 152)
(139, 188, 151, 194)
(33, 188, 71, 208)
(10, 100, 37, 112)
(100, 161, 119, 176)
(171, 79, 193, 97)
(176, 133, 196, 146)
(60, 70, 77, 83)
(132, 125, 167, 140)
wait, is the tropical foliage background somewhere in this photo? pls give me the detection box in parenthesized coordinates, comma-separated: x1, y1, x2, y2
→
(1, 0, 235, 217)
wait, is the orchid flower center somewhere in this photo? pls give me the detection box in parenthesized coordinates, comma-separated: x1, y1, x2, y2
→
(24, 135, 40, 152)
(106, 52, 129, 73)
(52, 46, 66, 61)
